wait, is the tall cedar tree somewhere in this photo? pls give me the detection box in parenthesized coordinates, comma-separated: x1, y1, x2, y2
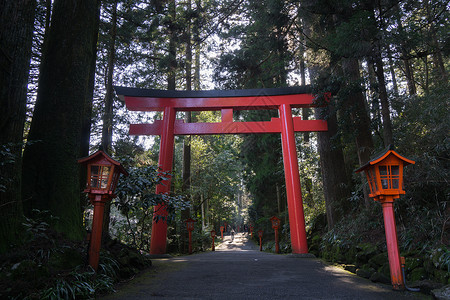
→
(300, 0, 352, 226)
(22, 0, 100, 240)
(0, 0, 36, 252)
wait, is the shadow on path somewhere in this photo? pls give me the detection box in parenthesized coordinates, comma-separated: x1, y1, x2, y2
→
(101, 233, 428, 300)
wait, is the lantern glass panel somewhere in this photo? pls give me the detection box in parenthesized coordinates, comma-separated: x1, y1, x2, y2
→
(367, 168, 378, 193)
(391, 165, 399, 189)
(110, 170, 119, 192)
(101, 166, 111, 188)
(90, 165, 111, 189)
(379, 166, 389, 189)
(90, 165, 99, 188)
(378, 165, 400, 190)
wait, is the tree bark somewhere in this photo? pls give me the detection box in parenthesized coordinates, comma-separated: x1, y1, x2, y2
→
(167, 0, 177, 90)
(22, 0, 100, 240)
(395, 6, 416, 95)
(341, 58, 374, 206)
(0, 0, 36, 253)
(101, 0, 118, 242)
(373, 48, 394, 146)
(101, 0, 118, 155)
(180, 0, 192, 252)
(315, 103, 350, 228)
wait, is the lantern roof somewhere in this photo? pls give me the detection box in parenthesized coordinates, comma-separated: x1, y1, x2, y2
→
(185, 218, 196, 223)
(78, 150, 129, 176)
(356, 145, 415, 173)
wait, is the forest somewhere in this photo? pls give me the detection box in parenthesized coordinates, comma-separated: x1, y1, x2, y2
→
(0, 0, 448, 298)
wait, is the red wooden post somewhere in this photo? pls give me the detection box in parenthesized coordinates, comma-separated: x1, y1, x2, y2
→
(89, 195, 105, 271)
(275, 229, 279, 253)
(150, 107, 176, 255)
(356, 146, 415, 290)
(220, 226, 224, 240)
(381, 196, 403, 289)
(279, 104, 308, 254)
(185, 218, 196, 255)
(270, 216, 281, 254)
(258, 230, 263, 251)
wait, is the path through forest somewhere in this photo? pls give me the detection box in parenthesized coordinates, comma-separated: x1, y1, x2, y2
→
(101, 233, 426, 299)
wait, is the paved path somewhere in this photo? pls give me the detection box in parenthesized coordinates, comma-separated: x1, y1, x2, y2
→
(101, 233, 427, 300)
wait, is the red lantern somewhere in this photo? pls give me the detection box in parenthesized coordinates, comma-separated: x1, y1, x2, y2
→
(257, 230, 263, 251)
(356, 145, 415, 290)
(270, 216, 281, 253)
(78, 150, 128, 271)
(185, 218, 196, 254)
(356, 146, 414, 200)
(220, 226, 224, 240)
(270, 216, 280, 230)
(185, 218, 196, 231)
(78, 150, 128, 199)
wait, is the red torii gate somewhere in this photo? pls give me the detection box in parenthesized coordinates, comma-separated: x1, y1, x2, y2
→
(114, 86, 328, 255)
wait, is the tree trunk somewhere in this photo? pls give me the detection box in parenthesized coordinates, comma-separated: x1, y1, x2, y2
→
(341, 58, 374, 207)
(101, 0, 117, 155)
(395, 7, 416, 95)
(425, 0, 447, 83)
(22, 0, 100, 240)
(373, 47, 394, 146)
(180, 0, 192, 253)
(80, 0, 100, 207)
(385, 45, 399, 95)
(315, 104, 350, 228)
(0, 0, 36, 253)
(201, 193, 205, 230)
(167, 0, 177, 90)
(101, 0, 118, 242)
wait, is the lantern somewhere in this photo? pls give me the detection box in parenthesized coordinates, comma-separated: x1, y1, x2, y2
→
(257, 230, 263, 251)
(356, 145, 414, 200)
(185, 218, 196, 254)
(270, 216, 280, 229)
(78, 150, 128, 271)
(220, 226, 224, 240)
(270, 216, 281, 254)
(356, 145, 415, 290)
(78, 150, 128, 199)
(185, 218, 196, 231)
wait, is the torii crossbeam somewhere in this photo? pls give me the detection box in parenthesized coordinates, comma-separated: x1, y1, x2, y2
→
(115, 86, 328, 255)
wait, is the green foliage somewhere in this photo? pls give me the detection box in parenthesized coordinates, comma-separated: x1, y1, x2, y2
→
(39, 263, 116, 300)
(0, 143, 16, 193)
(111, 160, 188, 251)
(22, 209, 59, 243)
